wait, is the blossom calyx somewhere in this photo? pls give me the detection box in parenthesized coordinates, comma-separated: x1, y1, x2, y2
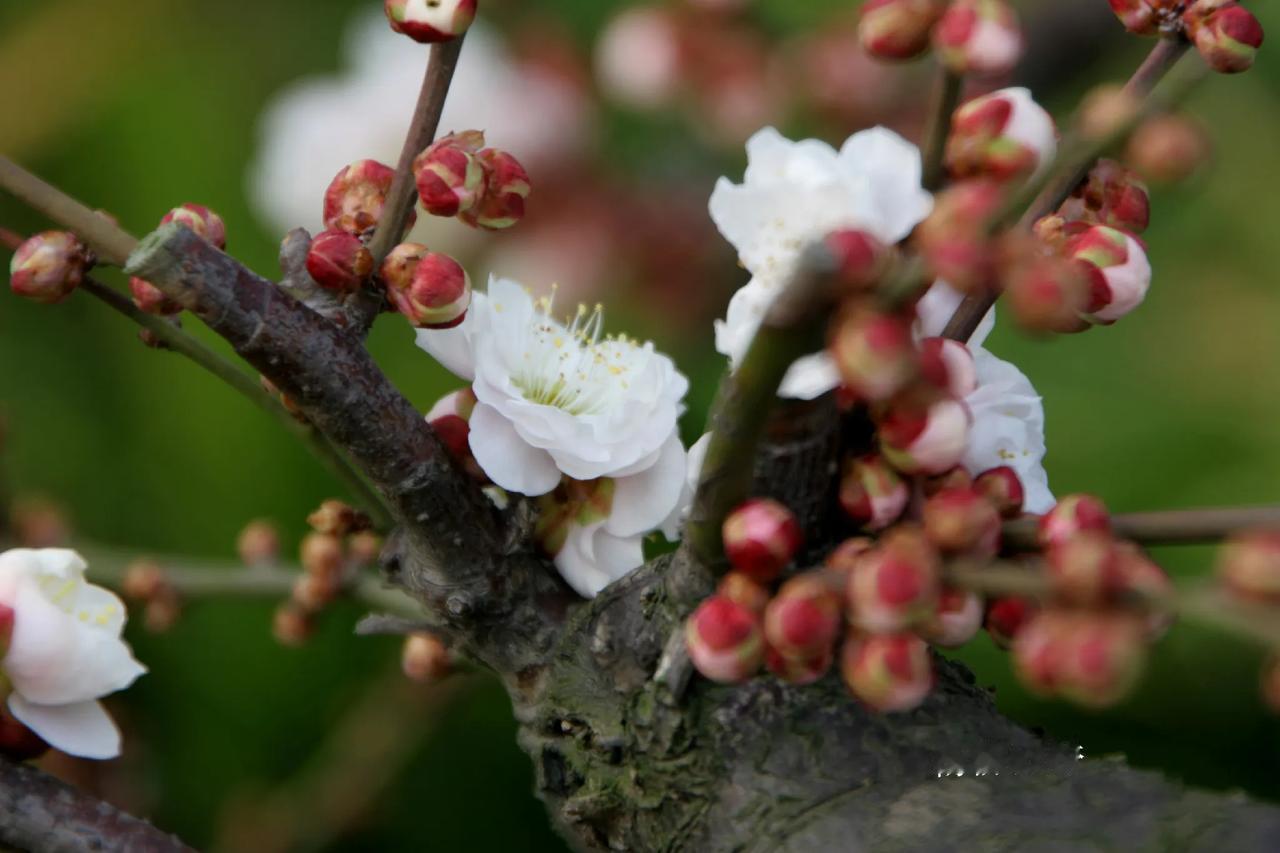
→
(686, 595, 765, 684)
(9, 231, 88, 304)
(722, 498, 802, 583)
(385, 0, 477, 44)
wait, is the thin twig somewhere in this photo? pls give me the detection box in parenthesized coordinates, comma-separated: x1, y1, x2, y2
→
(921, 67, 964, 192)
(1002, 504, 1280, 550)
(0, 155, 137, 265)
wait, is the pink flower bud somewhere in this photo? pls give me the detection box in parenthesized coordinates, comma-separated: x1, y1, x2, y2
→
(161, 203, 227, 249)
(829, 308, 918, 403)
(237, 519, 280, 567)
(129, 277, 182, 315)
(1011, 608, 1066, 696)
(920, 586, 984, 648)
(765, 645, 834, 685)
(1059, 159, 1150, 234)
(686, 595, 765, 683)
(1126, 114, 1211, 184)
(1107, 0, 1163, 35)
(858, 0, 947, 61)
(839, 454, 909, 532)
(379, 241, 429, 291)
(1004, 252, 1092, 334)
(323, 159, 411, 235)
(717, 572, 772, 614)
(1057, 612, 1148, 708)
(458, 148, 532, 231)
(933, 0, 1023, 77)
(879, 396, 971, 476)
(1114, 542, 1174, 639)
(841, 632, 934, 712)
(305, 229, 374, 294)
(300, 531, 345, 581)
(413, 131, 488, 218)
(984, 594, 1034, 648)
(427, 388, 484, 480)
(1039, 494, 1111, 548)
(722, 498, 803, 583)
(387, 251, 471, 329)
(9, 231, 88, 304)
(946, 87, 1057, 182)
(847, 526, 941, 633)
(1066, 225, 1151, 325)
(384, 0, 477, 43)
(973, 466, 1025, 518)
(825, 537, 876, 576)
(402, 632, 451, 682)
(1217, 529, 1280, 604)
(923, 486, 1002, 557)
(273, 604, 314, 647)
(919, 337, 977, 397)
(764, 574, 843, 660)
(1046, 531, 1125, 604)
(1185, 1, 1265, 74)
(825, 228, 891, 292)
(922, 466, 974, 498)
(914, 179, 1004, 292)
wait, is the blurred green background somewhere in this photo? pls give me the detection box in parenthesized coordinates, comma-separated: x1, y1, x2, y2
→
(2, 0, 1279, 850)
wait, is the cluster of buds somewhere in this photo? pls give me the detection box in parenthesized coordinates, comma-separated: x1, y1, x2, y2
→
(9, 231, 90, 304)
(121, 559, 183, 633)
(412, 131, 532, 231)
(384, 0, 476, 44)
(1110, 1, 1265, 75)
(859, 0, 1024, 75)
(130, 204, 226, 314)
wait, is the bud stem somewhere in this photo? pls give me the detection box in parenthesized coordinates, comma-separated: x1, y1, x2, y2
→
(0, 155, 136, 266)
(1003, 504, 1280, 550)
(920, 67, 965, 192)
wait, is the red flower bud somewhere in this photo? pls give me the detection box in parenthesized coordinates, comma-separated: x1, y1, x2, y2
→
(933, 0, 1023, 77)
(841, 632, 934, 712)
(920, 586, 984, 648)
(306, 229, 374, 294)
(237, 519, 280, 566)
(923, 486, 1002, 557)
(847, 526, 941, 633)
(1217, 529, 1280, 604)
(830, 308, 918, 402)
(717, 572, 772, 614)
(307, 499, 369, 537)
(765, 645, 834, 685)
(946, 88, 1057, 182)
(387, 250, 471, 328)
(427, 388, 485, 481)
(1064, 225, 1151, 325)
(1185, 1, 1264, 74)
(385, 0, 477, 43)
(1126, 114, 1211, 184)
(1039, 494, 1111, 548)
(9, 231, 88, 304)
(984, 594, 1035, 648)
(825, 537, 876, 577)
(879, 396, 971, 476)
(273, 604, 315, 647)
(686, 595, 765, 683)
(161, 203, 227, 249)
(413, 131, 488, 217)
(915, 180, 1004, 293)
(764, 573, 843, 660)
(839, 454, 909, 532)
(323, 159, 412, 236)
(825, 228, 891, 292)
(857, 0, 947, 61)
(402, 632, 451, 682)
(722, 498, 803, 583)
(300, 531, 345, 581)
(1003, 251, 1092, 334)
(459, 149, 532, 231)
(1107, 0, 1164, 35)
(1046, 531, 1126, 604)
(129, 277, 182, 315)
(919, 337, 977, 398)
(1059, 159, 1150, 235)
(0, 704, 49, 762)
(1037, 611, 1148, 708)
(973, 466, 1025, 518)
(1114, 542, 1174, 639)
(922, 466, 974, 498)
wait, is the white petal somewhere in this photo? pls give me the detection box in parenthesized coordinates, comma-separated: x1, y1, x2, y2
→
(414, 315, 477, 381)
(660, 432, 712, 541)
(7, 695, 121, 760)
(837, 126, 934, 243)
(607, 435, 687, 537)
(553, 522, 613, 598)
(466, 403, 561, 496)
(778, 351, 842, 400)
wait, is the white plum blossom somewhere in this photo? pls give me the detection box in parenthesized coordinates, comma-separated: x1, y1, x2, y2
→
(417, 278, 690, 597)
(0, 549, 146, 759)
(709, 126, 933, 400)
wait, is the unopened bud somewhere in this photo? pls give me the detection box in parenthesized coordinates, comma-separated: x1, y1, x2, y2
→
(722, 498, 803, 583)
(686, 595, 765, 683)
(946, 87, 1056, 182)
(1046, 531, 1125, 604)
(1065, 224, 1151, 325)
(765, 645, 834, 685)
(323, 159, 409, 235)
(764, 573, 843, 660)
(1217, 529, 1280, 604)
(839, 454, 909, 532)
(273, 604, 314, 647)
(300, 531, 345, 580)
(973, 466, 1025, 517)
(293, 571, 339, 612)
(829, 308, 918, 403)
(984, 594, 1034, 648)
(162, 203, 227, 249)
(1126, 114, 1211, 184)
(122, 559, 169, 601)
(306, 229, 373, 294)
(145, 594, 182, 633)
(841, 632, 934, 712)
(847, 526, 941, 632)
(825, 537, 876, 576)
(1003, 251, 1092, 334)
(923, 486, 1001, 557)
(1185, 1, 1264, 74)
(921, 466, 973, 498)
(307, 499, 368, 537)
(858, 0, 947, 61)
(459, 149, 532, 231)
(919, 337, 977, 397)
(237, 519, 280, 566)
(10, 231, 87, 304)
(413, 131, 487, 217)
(1114, 542, 1174, 639)
(1107, 0, 1166, 36)
(1057, 612, 1147, 708)
(1061, 159, 1151, 235)
(385, 0, 477, 43)
(348, 530, 384, 567)
(388, 251, 471, 329)
(933, 0, 1023, 77)
(879, 396, 971, 476)
(825, 228, 891, 292)
(1039, 494, 1111, 548)
(921, 586, 984, 648)
(717, 572, 771, 614)
(129, 277, 181, 315)
(402, 632, 452, 682)
(915, 179, 1003, 292)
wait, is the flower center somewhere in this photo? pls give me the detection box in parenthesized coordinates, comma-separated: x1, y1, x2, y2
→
(36, 573, 119, 627)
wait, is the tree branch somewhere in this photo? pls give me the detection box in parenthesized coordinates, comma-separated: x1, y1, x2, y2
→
(0, 755, 192, 853)
(920, 67, 964, 192)
(0, 155, 137, 265)
(1003, 503, 1280, 549)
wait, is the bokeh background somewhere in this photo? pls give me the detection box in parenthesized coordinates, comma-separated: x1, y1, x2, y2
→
(2, 0, 1280, 850)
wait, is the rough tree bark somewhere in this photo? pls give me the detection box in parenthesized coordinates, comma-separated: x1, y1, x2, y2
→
(117, 228, 1280, 851)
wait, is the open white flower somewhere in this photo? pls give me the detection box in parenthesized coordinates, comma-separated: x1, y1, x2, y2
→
(709, 126, 934, 399)
(0, 549, 146, 759)
(418, 277, 690, 596)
